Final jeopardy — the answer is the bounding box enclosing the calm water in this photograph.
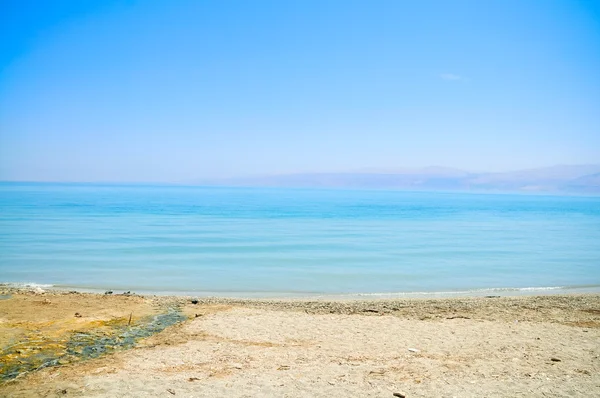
[1,183,599,297]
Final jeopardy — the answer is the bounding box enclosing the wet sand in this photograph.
[1,288,599,397]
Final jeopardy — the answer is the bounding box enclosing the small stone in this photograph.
[167,388,175,395]
[191,299,199,304]
[550,358,561,362]
[104,290,113,295]
[408,348,419,353]
[74,312,82,318]
[393,393,406,398]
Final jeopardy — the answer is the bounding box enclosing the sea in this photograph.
[1,182,599,298]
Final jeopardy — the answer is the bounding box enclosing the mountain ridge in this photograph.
[193,165,600,194]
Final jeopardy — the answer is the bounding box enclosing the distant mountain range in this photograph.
[195,165,600,194]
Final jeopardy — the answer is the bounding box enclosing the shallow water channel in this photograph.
[0,308,187,381]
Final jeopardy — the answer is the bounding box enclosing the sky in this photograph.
[0,0,599,182]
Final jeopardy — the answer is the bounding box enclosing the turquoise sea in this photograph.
[1,183,599,297]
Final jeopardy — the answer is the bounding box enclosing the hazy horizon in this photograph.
[1,1,599,182]
[2,163,600,192]
[0,163,596,182]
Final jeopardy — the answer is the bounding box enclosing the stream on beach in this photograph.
[0,305,187,382]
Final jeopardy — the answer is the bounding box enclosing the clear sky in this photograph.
[1,0,599,182]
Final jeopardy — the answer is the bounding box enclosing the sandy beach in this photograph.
[1,288,599,397]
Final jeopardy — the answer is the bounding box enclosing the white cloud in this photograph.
[440,73,462,81]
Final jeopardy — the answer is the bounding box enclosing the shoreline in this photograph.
[3,282,600,300]
[2,285,600,322]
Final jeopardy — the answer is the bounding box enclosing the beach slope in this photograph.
[1,291,599,397]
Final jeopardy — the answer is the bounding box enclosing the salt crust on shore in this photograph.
[1,290,599,397]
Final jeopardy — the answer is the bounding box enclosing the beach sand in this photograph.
[1,289,599,397]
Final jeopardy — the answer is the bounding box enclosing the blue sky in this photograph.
[1,0,599,182]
